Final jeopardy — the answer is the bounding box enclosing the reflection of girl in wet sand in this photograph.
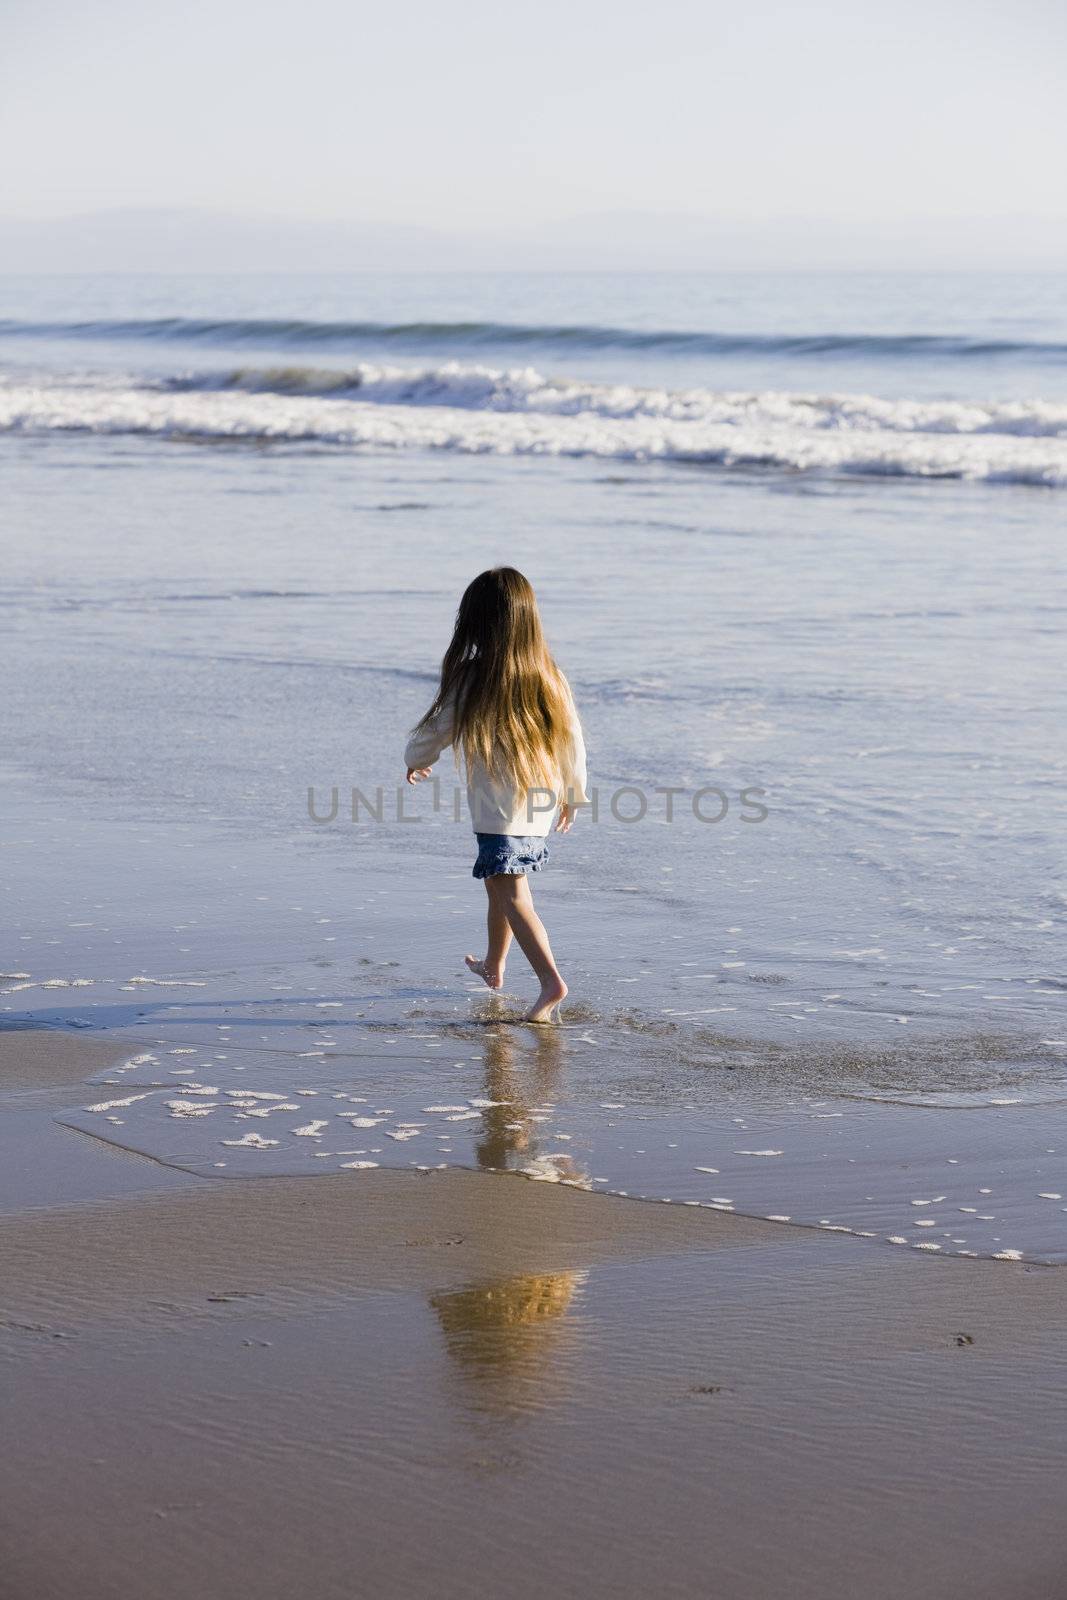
[430,1268,587,1417]
[404,568,588,1023]
[432,1031,589,1415]
[473,1023,588,1187]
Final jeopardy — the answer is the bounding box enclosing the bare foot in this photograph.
[524,975,568,1023]
[465,954,504,990]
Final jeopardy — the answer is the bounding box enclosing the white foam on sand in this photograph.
[84,1092,159,1112]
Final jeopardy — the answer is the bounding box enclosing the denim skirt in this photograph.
[472,833,550,880]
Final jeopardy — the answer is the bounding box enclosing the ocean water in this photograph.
[2,271,1066,1259]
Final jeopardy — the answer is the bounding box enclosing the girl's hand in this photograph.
[406,766,432,785]
[555,802,578,833]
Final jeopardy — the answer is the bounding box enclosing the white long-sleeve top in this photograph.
[404,680,589,837]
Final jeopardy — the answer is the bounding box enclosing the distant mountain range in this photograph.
[1,207,1065,272]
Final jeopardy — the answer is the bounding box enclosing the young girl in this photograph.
[404,567,587,1023]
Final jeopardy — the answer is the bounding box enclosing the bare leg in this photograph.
[485,873,567,1023]
[465,881,512,990]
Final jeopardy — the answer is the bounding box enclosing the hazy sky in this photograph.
[2,0,1065,229]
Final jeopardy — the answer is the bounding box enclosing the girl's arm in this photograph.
[556,680,589,829]
[404,699,455,783]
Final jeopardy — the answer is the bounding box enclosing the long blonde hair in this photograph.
[414,567,574,795]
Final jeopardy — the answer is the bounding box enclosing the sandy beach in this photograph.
[3,1025,1067,1600]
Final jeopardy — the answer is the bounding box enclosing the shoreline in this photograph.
[7,1011,1063,1264]
[5,1019,1063,1263]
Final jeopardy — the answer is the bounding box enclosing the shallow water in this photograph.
[54,1005,1067,1262]
[2,789,1062,1260]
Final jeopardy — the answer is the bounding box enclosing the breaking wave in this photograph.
[3,367,1067,485]
[158,362,1067,437]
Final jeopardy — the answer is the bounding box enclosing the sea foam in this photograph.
[161,362,1067,437]
[3,367,1067,485]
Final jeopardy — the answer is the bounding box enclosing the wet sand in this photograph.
[0,1027,200,1212]
[3,1028,1067,1599]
